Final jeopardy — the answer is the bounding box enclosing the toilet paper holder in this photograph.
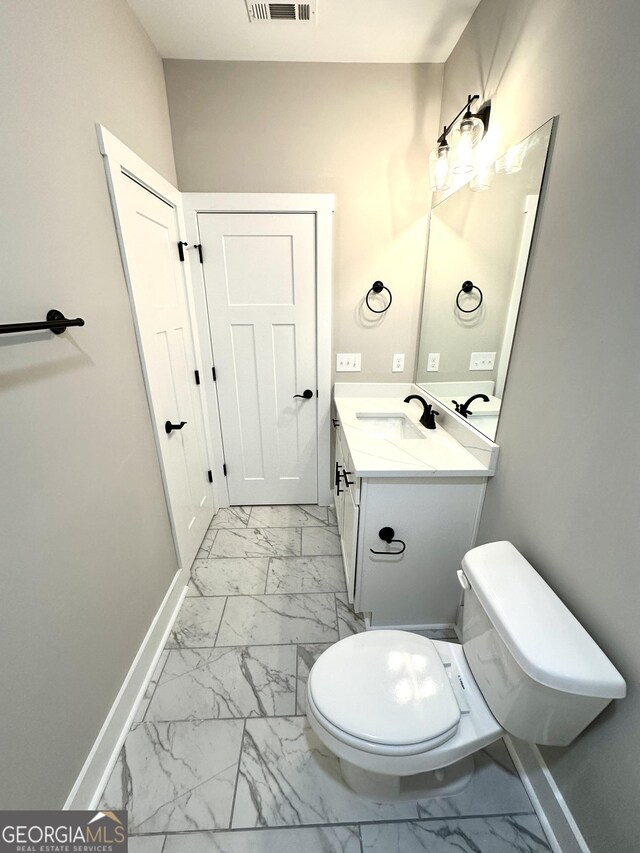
[370,527,406,555]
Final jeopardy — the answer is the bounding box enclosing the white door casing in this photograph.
[98,127,216,569]
[198,212,317,504]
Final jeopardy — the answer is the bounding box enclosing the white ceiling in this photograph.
[127,0,481,63]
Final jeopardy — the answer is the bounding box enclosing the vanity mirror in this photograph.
[416,118,555,439]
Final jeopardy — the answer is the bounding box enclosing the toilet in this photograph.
[306,541,626,799]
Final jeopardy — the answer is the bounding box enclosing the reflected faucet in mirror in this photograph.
[404,394,440,430]
[452,393,490,418]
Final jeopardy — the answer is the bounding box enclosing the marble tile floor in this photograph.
[102,504,550,852]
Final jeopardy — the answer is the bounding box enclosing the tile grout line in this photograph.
[228,717,247,831]
[129,811,541,839]
[294,643,301,715]
[358,823,365,853]
[213,595,230,648]
[264,557,271,595]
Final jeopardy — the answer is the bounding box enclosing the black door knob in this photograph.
[293,389,313,399]
[165,420,187,434]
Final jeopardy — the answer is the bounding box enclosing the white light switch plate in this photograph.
[469,351,496,371]
[336,353,361,372]
[392,353,405,372]
[427,352,440,372]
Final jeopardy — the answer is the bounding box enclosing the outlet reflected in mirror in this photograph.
[416,118,555,440]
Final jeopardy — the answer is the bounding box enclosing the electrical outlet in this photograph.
[469,351,496,371]
[336,353,362,372]
[392,353,405,372]
[427,352,440,372]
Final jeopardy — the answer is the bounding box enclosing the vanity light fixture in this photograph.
[429,95,491,192]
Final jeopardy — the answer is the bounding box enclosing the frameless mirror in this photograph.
[416,118,554,440]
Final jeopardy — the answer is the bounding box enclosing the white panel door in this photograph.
[198,213,317,504]
[119,175,214,566]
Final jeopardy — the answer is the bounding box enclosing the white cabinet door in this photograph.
[198,213,318,505]
[334,429,346,533]
[117,176,214,568]
[342,485,359,603]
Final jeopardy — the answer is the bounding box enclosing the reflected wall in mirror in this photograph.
[416,118,555,440]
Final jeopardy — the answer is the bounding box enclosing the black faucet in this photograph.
[403,394,439,430]
[452,393,490,418]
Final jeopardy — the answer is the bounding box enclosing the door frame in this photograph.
[97,125,219,567]
[182,193,335,507]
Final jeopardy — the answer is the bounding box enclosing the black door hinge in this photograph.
[207,470,213,483]
[223,463,227,477]
[194,244,203,264]
[212,366,217,382]
[177,241,187,262]
[194,369,200,385]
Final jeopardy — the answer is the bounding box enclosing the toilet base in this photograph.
[339,753,475,801]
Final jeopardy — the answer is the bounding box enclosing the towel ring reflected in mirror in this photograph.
[456,280,483,313]
[366,280,393,313]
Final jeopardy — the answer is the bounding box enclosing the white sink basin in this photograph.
[356,413,425,440]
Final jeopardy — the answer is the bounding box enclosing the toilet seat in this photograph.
[308,631,461,754]
[306,636,505,779]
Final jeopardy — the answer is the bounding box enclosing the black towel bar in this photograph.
[0,309,85,336]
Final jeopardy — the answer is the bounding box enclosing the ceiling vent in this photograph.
[245,2,317,23]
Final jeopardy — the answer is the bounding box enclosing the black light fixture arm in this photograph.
[437,95,479,145]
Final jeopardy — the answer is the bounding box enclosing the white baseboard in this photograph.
[63,570,188,810]
[505,736,590,853]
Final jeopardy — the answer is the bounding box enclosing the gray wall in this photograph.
[1,0,178,807]
[443,1,640,849]
[163,60,443,382]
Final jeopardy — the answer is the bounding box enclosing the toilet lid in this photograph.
[308,631,460,747]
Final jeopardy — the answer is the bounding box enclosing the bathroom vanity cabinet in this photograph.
[332,384,498,629]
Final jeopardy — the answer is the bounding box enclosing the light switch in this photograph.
[427,353,440,372]
[392,353,405,372]
[469,351,496,371]
[336,353,362,372]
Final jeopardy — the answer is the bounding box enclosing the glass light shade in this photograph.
[495,142,525,174]
[469,164,494,192]
[429,144,450,192]
[452,125,475,174]
[451,114,484,174]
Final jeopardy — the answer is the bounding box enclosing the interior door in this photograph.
[198,213,317,505]
[117,175,214,567]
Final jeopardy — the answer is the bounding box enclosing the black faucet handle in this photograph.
[424,408,440,429]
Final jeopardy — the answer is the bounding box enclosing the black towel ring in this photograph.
[366,280,393,313]
[456,280,483,313]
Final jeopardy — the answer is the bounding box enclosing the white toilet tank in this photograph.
[460,541,626,746]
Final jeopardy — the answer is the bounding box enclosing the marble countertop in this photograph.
[334,391,497,478]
